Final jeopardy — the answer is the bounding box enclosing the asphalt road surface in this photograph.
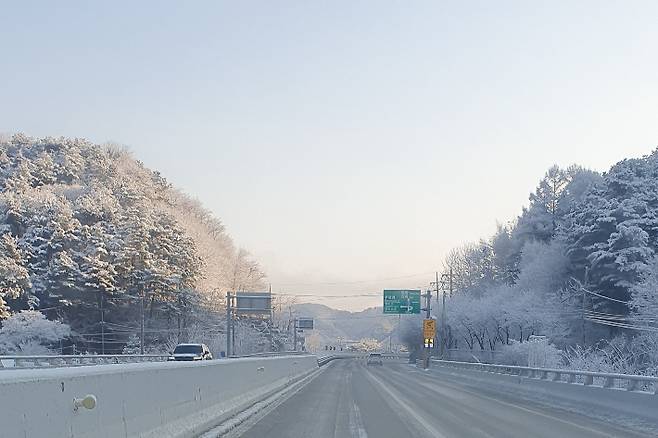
[232,358,653,438]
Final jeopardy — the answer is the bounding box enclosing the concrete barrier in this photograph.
[0,355,318,438]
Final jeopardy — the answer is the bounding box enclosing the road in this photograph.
[230,358,653,438]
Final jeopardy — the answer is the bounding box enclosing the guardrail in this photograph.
[317,352,405,366]
[317,355,340,366]
[230,351,307,359]
[432,359,658,394]
[0,354,169,369]
[317,353,362,366]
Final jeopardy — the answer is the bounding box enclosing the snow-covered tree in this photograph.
[565,152,658,315]
[442,240,497,296]
[349,338,382,352]
[0,310,70,354]
[0,234,31,319]
[630,257,658,328]
[0,134,267,353]
[122,334,141,354]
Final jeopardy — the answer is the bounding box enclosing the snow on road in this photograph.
[228,358,656,438]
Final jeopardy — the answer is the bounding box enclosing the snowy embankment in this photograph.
[429,361,658,435]
[0,355,319,438]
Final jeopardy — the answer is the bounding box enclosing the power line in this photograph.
[585,317,658,333]
[584,311,628,321]
[273,271,436,287]
[585,310,658,324]
[298,315,399,321]
[77,325,228,336]
[36,304,70,311]
[581,287,628,304]
[272,293,381,300]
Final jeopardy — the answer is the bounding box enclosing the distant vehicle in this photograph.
[168,343,213,361]
[366,352,383,366]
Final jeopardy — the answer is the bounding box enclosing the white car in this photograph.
[168,343,213,361]
[366,353,383,366]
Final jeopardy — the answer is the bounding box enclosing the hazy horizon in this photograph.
[2,1,657,311]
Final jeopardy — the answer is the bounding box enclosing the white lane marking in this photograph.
[365,368,447,438]
[348,400,368,438]
[381,367,496,438]
[334,366,351,438]
[405,367,619,438]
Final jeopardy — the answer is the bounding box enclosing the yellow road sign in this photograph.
[423,319,436,339]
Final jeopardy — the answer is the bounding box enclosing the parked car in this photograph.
[168,343,213,361]
[366,352,383,366]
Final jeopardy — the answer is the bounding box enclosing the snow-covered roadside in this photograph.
[200,362,331,438]
[425,363,658,436]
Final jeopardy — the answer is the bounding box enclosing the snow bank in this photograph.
[429,362,658,435]
[0,355,319,438]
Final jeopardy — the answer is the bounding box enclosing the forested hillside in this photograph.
[435,152,658,375]
[3,134,658,371]
[0,134,267,354]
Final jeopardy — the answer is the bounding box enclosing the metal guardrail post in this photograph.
[627,379,638,392]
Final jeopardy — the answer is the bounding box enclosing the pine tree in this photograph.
[0,234,31,319]
[565,153,658,314]
[122,334,141,354]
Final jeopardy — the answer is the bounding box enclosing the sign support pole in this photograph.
[293,318,298,351]
[422,290,432,369]
[226,292,232,357]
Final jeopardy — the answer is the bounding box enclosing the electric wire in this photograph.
[272,271,436,287]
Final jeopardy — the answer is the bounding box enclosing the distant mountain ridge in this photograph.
[292,303,400,348]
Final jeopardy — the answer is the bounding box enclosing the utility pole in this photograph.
[269,284,274,323]
[437,269,452,359]
[140,288,145,355]
[422,288,432,369]
[441,284,447,356]
[449,266,453,296]
[99,290,105,355]
[434,271,441,357]
[582,267,589,346]
[232,311,237,355]
[397,314,401,353]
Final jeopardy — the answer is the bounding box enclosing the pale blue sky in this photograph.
[2,1,657,309]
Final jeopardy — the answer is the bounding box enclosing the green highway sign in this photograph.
[383,290,421,314]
